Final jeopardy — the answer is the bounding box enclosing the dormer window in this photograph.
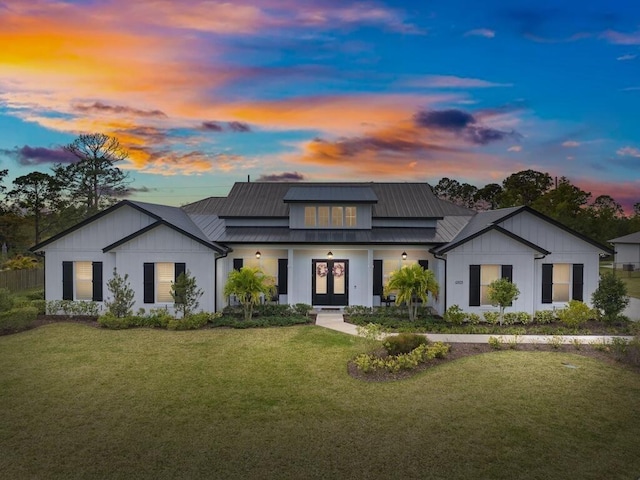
[304,206,357,228]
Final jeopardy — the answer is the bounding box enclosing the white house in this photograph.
[31,182,612,316]
[610,231,640,271]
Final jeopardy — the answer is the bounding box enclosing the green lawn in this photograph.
[1,324,639,480]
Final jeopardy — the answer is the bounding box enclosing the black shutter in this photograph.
[143,263,155,304]
[92,262,103,301]
[62,261,73,300]
[501,265,513,282]
[418,260,429,270]
[278,259,288,295]
[373,260,383,295]
[542,264,553,304]
[233,258,243,271]
[469,265,480,307]
[572,264,584,301]
[175,263,186,280]
[501,265,513,306]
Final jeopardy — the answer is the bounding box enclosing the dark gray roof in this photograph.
[216,227,456,244]
[283,186,378,203]
[444,206,522,247]
[610,231,640,244]
[182,197,227,215]
[433,205,613,255]
[188,214,226,240]
[195,182,473,219]
[129,201,213,245]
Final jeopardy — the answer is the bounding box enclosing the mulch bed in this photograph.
[348,342,640,382]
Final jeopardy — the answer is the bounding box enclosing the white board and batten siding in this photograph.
[503,211,605,312]
[40,206,156,303]
[445,212,605,316]
[40,206,216,313]
[108,225,216,313]
[446,229,539,315]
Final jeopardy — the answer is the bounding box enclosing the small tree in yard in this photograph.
[223,266,275,321]
[105,268,135,318]
[592,271,629,323]
[487,278,520,326]
[171,271,203,318]
[385,263,439,322]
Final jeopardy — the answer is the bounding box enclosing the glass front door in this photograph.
[312,259,348,306]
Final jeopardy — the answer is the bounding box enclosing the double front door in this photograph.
[312,259,348,306]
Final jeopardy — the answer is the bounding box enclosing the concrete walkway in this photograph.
[314,312,634,344]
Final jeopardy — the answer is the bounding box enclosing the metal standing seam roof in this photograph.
[195,182,474,219]
[214,227,458,244]
[127,201,221,247]
[283,186,378,203]
[443,206,523,246]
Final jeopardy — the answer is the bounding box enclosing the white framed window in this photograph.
[156,263,174,303]
[75,261,93,301]
[304,207,316,227]
[552,263,570,302]
[331,207,343,227]
[303,206,357,228]
[345,207,357,227]
[318,206,330,227]
[480,264,500,305]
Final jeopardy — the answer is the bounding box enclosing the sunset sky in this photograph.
[0,0,639,209]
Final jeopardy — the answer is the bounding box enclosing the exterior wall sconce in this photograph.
[327,251,333,259]
[255,251,261,259]
[401,251,407,260]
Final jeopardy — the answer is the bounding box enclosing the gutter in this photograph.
[213,247,232,312]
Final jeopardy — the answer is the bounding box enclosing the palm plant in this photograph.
[384,263,439,321]
[223,266,276,321]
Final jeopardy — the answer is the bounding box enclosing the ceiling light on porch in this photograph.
[402,251,407,260]
[255,251,261,259]
[327,251,333,259]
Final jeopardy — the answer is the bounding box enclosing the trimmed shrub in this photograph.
[98,314,136,329]
[557,300,593,328]
[592,271,629,323]
[466,313,482,325]
[30,299,46,315]
[503,312,532,325]
[533,309,556,324]
[293,303,313,317]
[353,342,450,374]
[0,306,38,333]
[483,311,500,325]
[167,312,216,331]
[254,304,293,317]
[383,333,428,355]
[443,305,465,325]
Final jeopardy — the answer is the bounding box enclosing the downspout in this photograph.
[213,247,231,312]
[431,251,447,313]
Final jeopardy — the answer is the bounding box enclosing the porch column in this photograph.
[366,248,374,308]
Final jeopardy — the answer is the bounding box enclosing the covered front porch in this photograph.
[217,245,443,312]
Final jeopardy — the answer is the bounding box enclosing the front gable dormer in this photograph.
[284,186,377,229]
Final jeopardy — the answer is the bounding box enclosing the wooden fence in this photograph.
[0,268,44,292]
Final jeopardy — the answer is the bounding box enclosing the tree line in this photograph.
[0,132,638,261]
[0,133,130,256]
[432,170,640,245]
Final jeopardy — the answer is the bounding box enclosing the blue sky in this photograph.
[0,0,638,209]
